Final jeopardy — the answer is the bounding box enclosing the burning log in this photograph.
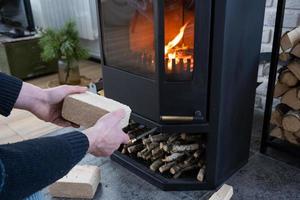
[162,153,185,162]
[171,144,199,153]
[150,159,164,172]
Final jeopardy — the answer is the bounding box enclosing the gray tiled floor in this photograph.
[43,110,300,200]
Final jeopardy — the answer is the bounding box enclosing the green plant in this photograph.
[39,21,89,83]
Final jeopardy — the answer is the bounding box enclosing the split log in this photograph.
[160,142,166,149]
[142,138,151,145]
[282,111,300,132]
[279,52,293,62]
[49,165,101,199]
[151,146,161,155]
[284,131,299,145]
[121,146,127,154]
[150,159,164,171]
[291,43,300,58]
[170,163,185,175]
[280,27,300,51]
[62,91,131,128]
[183,156,195,165]
[180,133,202,142]
[270,104,290,127]
[281,88,300,110]
[193,149,203,158]
[173,165,199,179]
[146,143,159,151]
[159,161,177,173]
[274,82,290,98]
[162,153,185,162]
[294,130,300,138]
[278,70,298,87]
[137,148,148,158]
[269,127,284,140]
[197,165,206,182]
[143,151,152,160]
[150,134,169,143]
[127,143,144,154]
[287,61,300,80]
[166,134,180,144]
[152,150,164,161]
[171,144,199,153]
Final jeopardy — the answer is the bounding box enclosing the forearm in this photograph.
[0,131,89,200]
[14,82,47,114]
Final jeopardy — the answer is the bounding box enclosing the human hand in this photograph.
[82,109,130,157]
[15,83,87,127]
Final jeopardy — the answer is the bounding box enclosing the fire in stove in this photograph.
[164,22,194,77]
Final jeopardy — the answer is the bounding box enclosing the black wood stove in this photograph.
[97,0,266,190]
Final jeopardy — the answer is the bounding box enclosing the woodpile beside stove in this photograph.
[121,123,206,182]
[271,26,300,146]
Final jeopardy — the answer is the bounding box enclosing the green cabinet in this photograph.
[0,37,57,79]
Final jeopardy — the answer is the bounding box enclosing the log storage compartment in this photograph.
[97,0,266,190]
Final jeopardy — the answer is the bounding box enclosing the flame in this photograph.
[164,22,189,55]
[164,22,194,73]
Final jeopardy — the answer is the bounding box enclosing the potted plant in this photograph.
[39,21,89,85]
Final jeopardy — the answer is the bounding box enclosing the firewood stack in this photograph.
[271,26,300,146]
[122,123,206,182]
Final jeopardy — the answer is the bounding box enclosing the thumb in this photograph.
[122,133,130,144]
[64,86,88,95]
[99,109,126,129]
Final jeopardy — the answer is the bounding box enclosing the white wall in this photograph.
[30,0,101,58]
[262,0,300,52]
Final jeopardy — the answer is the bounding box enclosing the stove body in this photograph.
[97,0,266,190]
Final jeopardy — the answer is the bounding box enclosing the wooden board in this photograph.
[49,165,101,199]
[62,92,131,128]
[209,184,233,200]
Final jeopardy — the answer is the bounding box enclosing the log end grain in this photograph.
[274,82,289,98]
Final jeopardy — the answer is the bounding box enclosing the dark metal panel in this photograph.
[214,0,266,185]
[102,65,160,121]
